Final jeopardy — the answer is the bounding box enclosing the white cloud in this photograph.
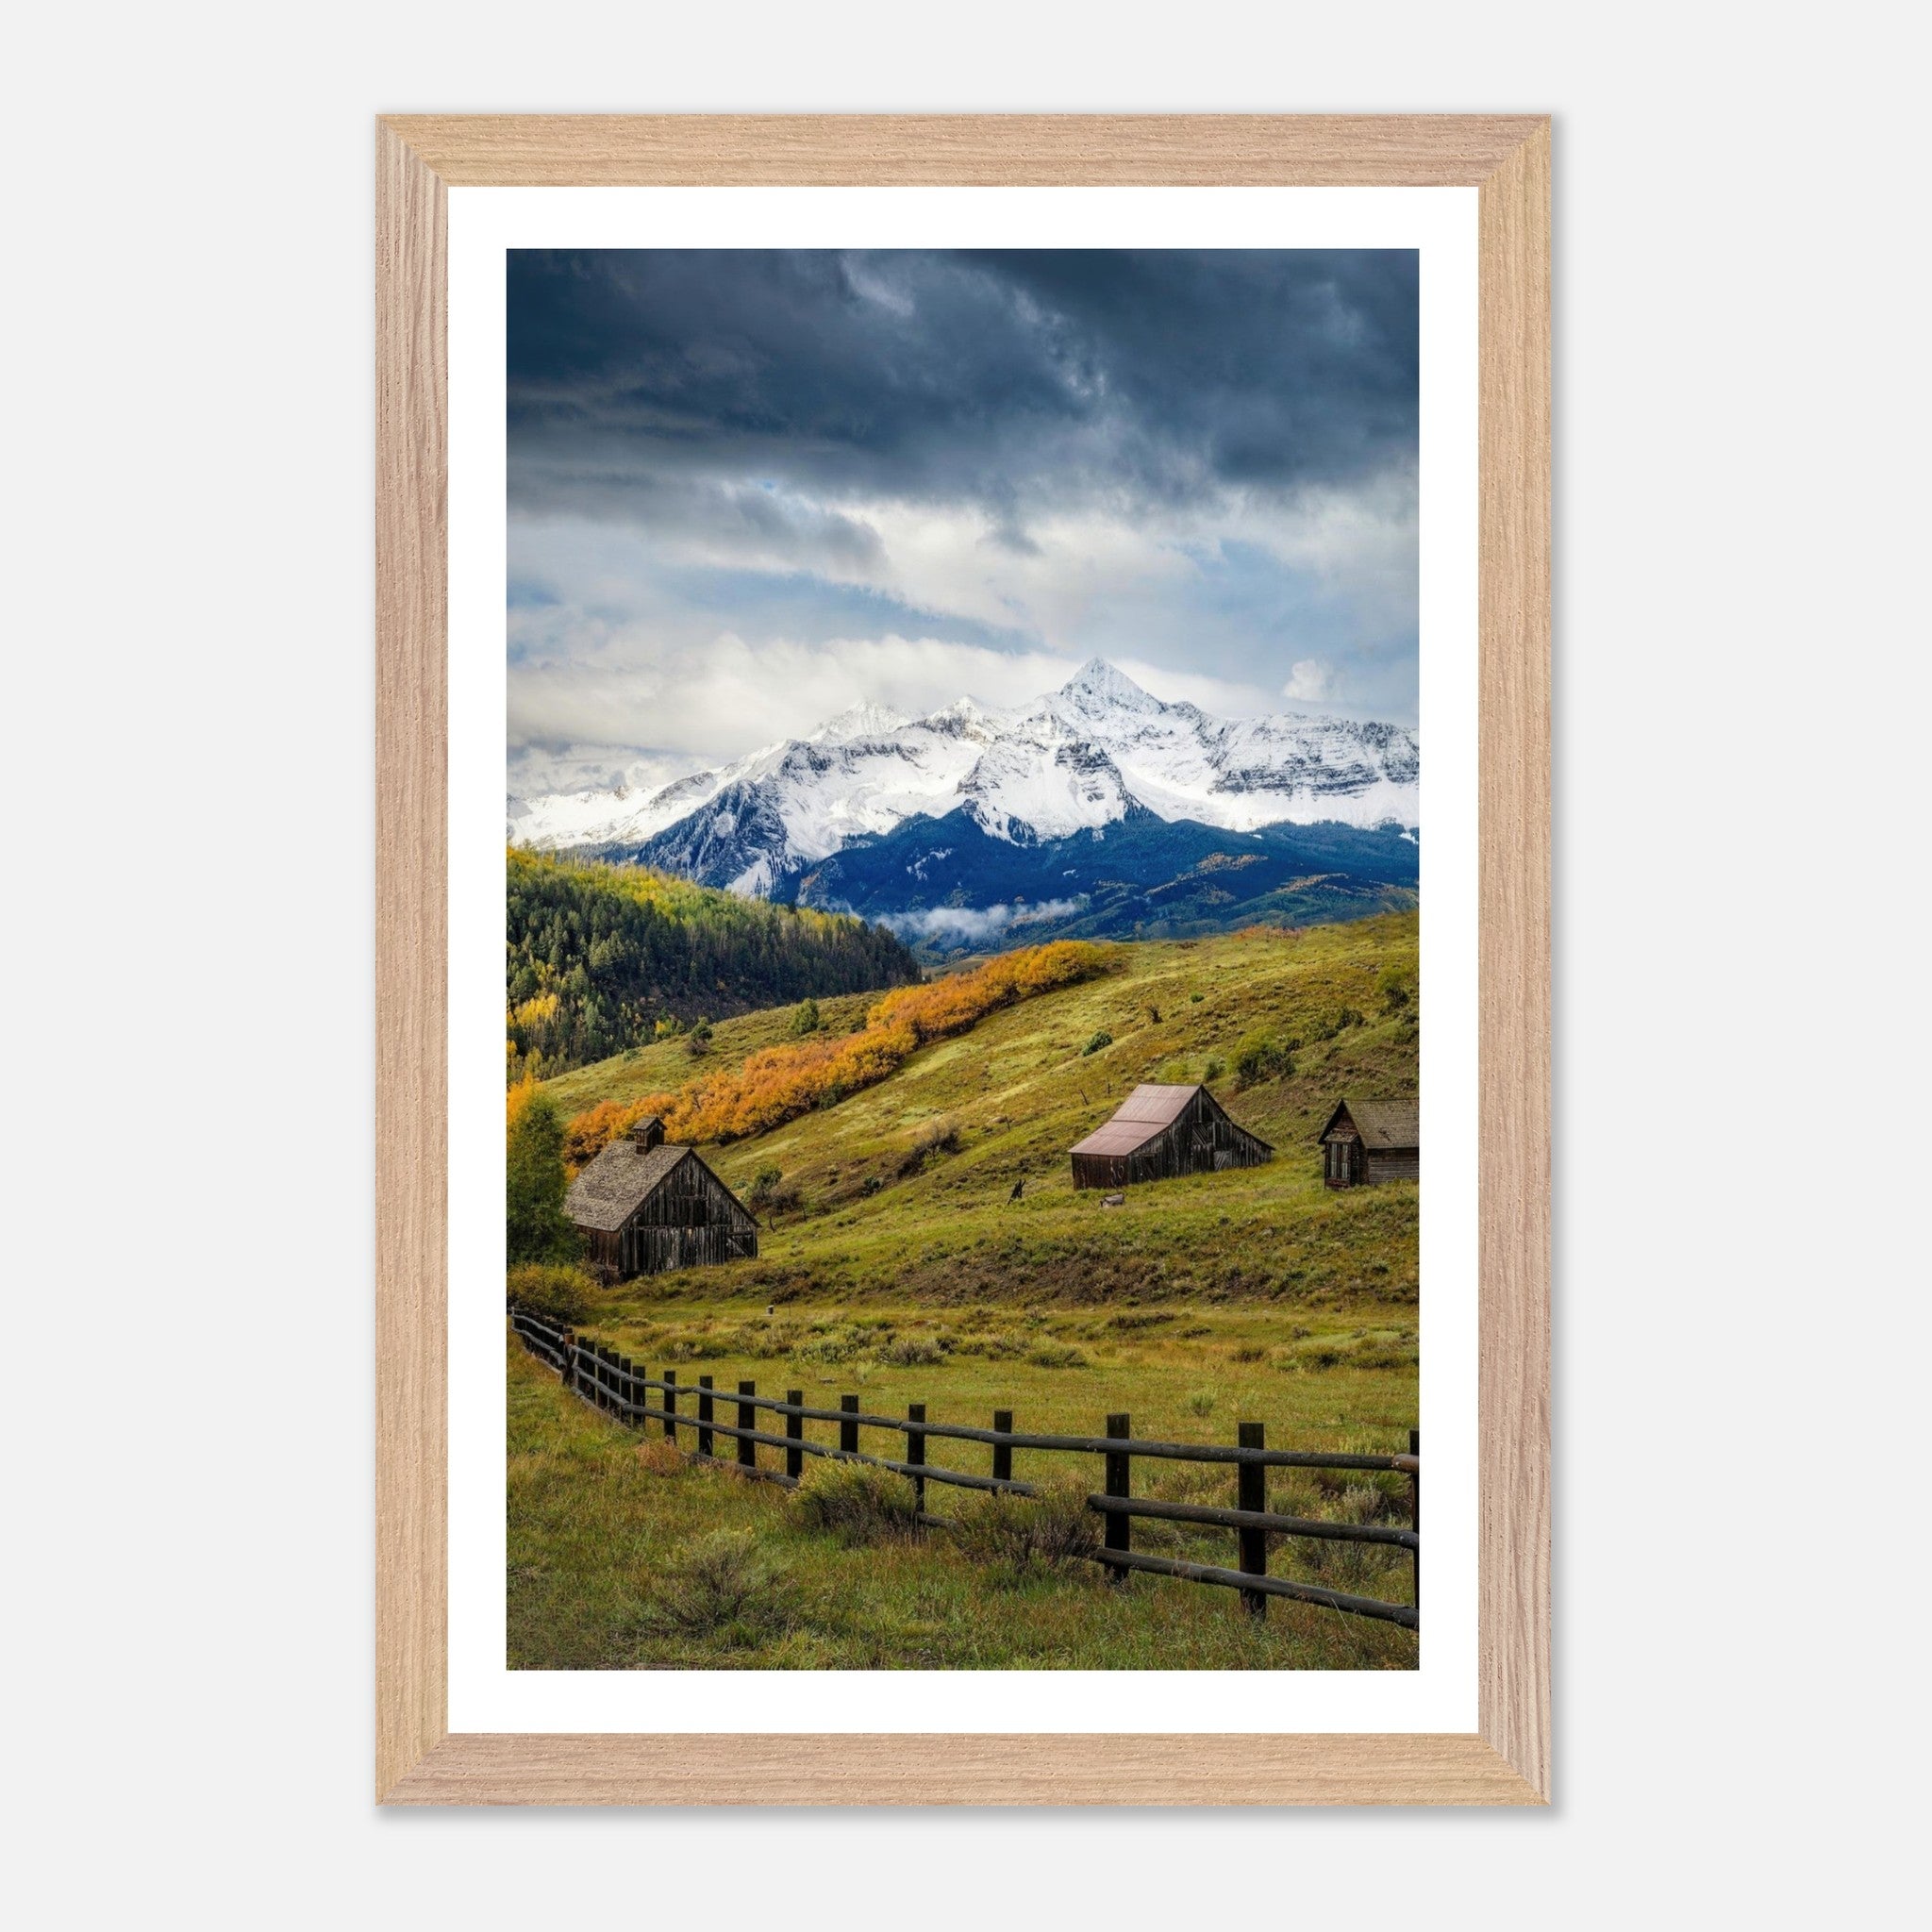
[878,899,1087,942]
[507,625,1081,767]
[1283,658,1335,704]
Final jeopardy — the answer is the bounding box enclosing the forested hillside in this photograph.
[507,849,921,1079]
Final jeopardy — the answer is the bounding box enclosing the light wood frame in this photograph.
[376,114,1549,1807]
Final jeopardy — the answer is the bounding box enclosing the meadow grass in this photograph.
[508,1341,1418,1672]
[514,917,1422,1669]
[547,915,1422,1309]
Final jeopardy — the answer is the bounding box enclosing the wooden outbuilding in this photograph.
[1069,1083,1273,1191]
[565,1116,758,1280]
[1317,1098,1420,1188]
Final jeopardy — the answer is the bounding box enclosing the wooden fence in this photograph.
[510,1305,1419,1631]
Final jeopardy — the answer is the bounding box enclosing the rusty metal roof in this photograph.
[1070,1083,1201,1158]
[1069,1120,1159,1158]
[1110,1083,1202,1125]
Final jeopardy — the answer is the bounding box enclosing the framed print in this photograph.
[376,115,1549,1805]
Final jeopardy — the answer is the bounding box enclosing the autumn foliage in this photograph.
[562,940,1110,1159]
[561,1096,673,1173]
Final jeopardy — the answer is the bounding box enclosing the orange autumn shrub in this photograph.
[561,940,1112,1153]
[865,940,1103,1043]
[561,1094,675,1174]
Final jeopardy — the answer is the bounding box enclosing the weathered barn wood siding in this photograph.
[1070,1088,1271,1191]
[1364,1149,1420,1184]
[1318,1100,1418,1189]
[618,1153,758,1278]
[568,1141,759,1281]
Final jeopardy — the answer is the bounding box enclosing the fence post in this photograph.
[1104,1413,1131,1582]
[1409,1426,1421,1618]
[619,1355,635,1422]
[992,1409,1012,1486]
[786,1391,804,1480]
[840,1393,859,1455]
[662,1369,677,1442]
[1237,1422,1267,1619]
[738,1381,758,1471]
[696,1374,714,1457]
[908,1404,926,1515]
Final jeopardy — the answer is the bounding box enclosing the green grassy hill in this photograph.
[519,914,1421,1672]
[543,912,1419,1309]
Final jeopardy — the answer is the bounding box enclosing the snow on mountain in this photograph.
[809,700,912,744]
[508,659,1419,896]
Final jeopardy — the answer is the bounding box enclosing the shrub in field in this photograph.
[881,1333,948,1366]
[948,1331,1029,1360]
[789,1460,922,1545]
[895,1117,963,1176]
[794,1326,866,1365]
[1082,1029,1113,1056]
[1305,1007,1365,1045]
[1233,1030,1291,1087]
[641,1530,796,1640]
[952,1478,1101,1575]
[1025,1341,1089,1369]
[1202,1056,1226,1084]
[506,1261,598,1325]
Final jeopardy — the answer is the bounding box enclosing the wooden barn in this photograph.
[565,1116,758,1281]
[1317,1098,1420,1189]
[1069,1083,1273,1191]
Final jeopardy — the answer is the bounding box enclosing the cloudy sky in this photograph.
[507,249,1418,795]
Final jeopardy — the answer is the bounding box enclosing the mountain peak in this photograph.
[1058,658,1161,711]
[810,699,910,744]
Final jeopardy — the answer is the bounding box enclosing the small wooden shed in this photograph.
[1317,1098,1420,1189]
[1069,1083,1273,1191]
[565,1116,758,1280]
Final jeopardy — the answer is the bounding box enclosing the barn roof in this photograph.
[1070,1084,1234,1158]
[1321,1098,1419,1150]
[566,1141,693,1232]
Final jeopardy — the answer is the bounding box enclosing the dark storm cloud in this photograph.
[505,247,1421,761]
[507,249,1417,524]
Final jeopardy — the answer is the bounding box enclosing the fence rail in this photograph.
[509,1304,1419,1631]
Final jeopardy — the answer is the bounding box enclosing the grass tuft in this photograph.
[950,1478,1103,1576]
[641,1529,797,1641]
[789,1460,923,1545]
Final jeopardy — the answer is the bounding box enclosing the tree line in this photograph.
[507,848,921,1079]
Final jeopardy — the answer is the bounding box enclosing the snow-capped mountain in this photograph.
[508,659,1418,902]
